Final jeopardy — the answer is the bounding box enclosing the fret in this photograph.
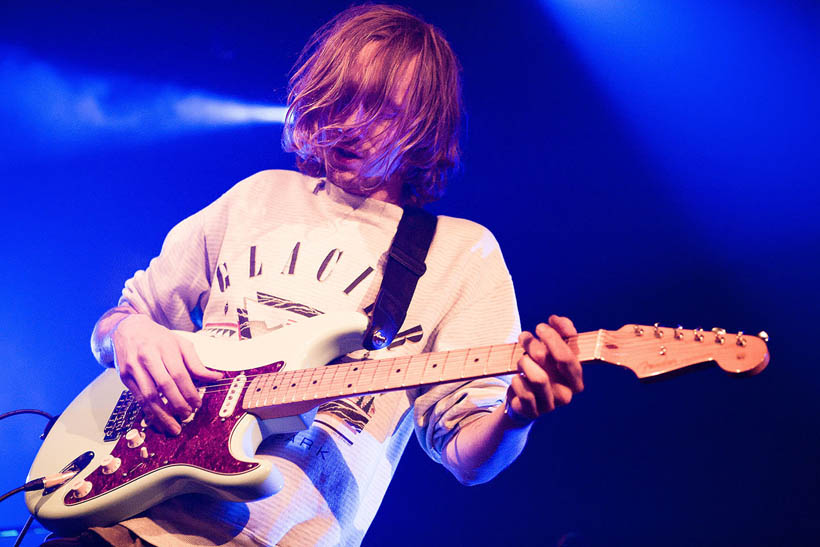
[301,366,323,401]
[244,374,261,409]
[273,369,295,405]
[321,364,342,399]
[400,354,426,387]
[289,368,313,402]
[443,348,467,380]
[487,344,513,376]
[334,363,356,395]
[420,351,444,385]
[500,343,522,374]
[340,361,365,397]
[384,355,412,390]
[372,359,394,392]
[259,369,275,407]
[462,346,492,378]
[356,360,378,394]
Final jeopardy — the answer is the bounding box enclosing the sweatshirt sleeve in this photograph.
[410,226,521,464]
[116,182,241,333]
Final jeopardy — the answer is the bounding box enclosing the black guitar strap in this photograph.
[363,206,437,351]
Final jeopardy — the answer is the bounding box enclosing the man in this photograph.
[81,5,582,546]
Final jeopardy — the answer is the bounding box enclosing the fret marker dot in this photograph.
[353,367,358,371]
[396,368,401,373]
[432,364,438,368]
[273,386,278,390]
[347,383,352,388]
[291,383,296,387]
[256,388,261,392]
[473,358,479,363]
[312,380,317,384]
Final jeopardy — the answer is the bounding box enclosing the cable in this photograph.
[0,409,54,422]
[0,484,26,504]
[12,515,34,547]
[0,408,64,544]
[0,472,77,504]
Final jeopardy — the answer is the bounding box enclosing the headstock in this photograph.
[597,324,770,379]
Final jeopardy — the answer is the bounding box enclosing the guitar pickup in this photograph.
[219,374,246,418]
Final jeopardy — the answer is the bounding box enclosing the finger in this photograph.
[549,314,578,338]
[517,356,574,411]
[517,352,554,413]
[521,328,548,367]
[145,349,192,418]
[521,327,572,392]
[535,323,584,393]
[125,357,181,435]
[178,338,224,383]
[551,383,574,407]
[509,374,541,420]
[159,345,199,414]
[136,349,184,435]
[511,365,555,418]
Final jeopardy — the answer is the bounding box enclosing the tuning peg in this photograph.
[736,331,747,347]
[633,325,644,336]
[653,323,663,338]
[758,331,769,342]
[694,327,704,342]
[674,325,684,340]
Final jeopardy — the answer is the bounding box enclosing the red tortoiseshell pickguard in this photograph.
[64,362,284,506]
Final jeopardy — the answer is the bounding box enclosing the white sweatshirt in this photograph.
[115,170,520,546]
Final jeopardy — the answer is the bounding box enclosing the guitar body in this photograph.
[25,312,369,535]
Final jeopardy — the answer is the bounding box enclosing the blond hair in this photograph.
[282,4,462,204]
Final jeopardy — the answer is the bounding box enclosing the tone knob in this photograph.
[100,455,122,475]
[68,478,92,498]
[140,446,149,459]
[125,429,145,448]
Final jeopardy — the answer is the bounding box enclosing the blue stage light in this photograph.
[541,0,819,246]
[0,46,286,153]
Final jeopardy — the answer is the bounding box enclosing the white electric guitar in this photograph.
[26,312,769,534]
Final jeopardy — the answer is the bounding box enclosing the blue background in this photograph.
[1,1,818,545]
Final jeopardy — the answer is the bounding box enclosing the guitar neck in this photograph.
[242,332,602,419]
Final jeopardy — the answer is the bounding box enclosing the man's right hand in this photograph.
[110,314,224,435]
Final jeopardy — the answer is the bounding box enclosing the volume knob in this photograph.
[68,478,92,498]
[100,455,122,475]
[125,429,145,448]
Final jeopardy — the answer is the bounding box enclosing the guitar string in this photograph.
[187,334,617,396]
[193,346,525,395]
[147,332,736,398]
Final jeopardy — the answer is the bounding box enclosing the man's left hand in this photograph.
[506,314,584,423]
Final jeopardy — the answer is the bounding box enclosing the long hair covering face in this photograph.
[282,5,462,205]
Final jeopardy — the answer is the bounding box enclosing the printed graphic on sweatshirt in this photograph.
[317,396,377,436]
[202,238,426,446]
